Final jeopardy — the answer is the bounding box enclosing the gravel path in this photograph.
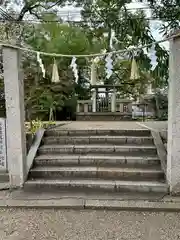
[0,209,180,240]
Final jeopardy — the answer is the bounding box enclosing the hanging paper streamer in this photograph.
[70,56,78,83]
[130,58,140,80]
[37,52,46,78]
[105,53,113,79]
[149,44,158,70]
[90,60,97,85]
[51,59,60,83]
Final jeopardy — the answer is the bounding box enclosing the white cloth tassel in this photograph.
[130,58,140,80]
[70,56,78,83]
[51,59,60,83]
[105,53,113,79]
[90,61,97,85]
[37,52,46,78]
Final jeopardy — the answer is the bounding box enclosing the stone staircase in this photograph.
[24,129,168,194]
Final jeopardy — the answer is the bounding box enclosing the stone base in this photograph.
[0,170,9,183]
[76,112,132,121]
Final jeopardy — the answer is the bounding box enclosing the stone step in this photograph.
[45,129,151,137]
[38,144,157,156]
[43,135,154,145]
[35,154,160,167]
[29,166,164,181]
[24,179,168,193]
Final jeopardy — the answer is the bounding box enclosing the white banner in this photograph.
[0,118,7,170]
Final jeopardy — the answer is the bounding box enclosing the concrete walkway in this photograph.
[0,189,180,212]
[55,121,167,131]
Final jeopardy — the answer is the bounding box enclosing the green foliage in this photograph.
[26,119,56,134]
[23,20,98,120]
[75,0,168,89]
[145,0,180,34]
[152,92,168,120]
[0,0,170,120]
[78,0,154,48]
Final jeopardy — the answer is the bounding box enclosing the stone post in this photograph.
[92,89,96,113]
[84,103,88,113]
[119,103,124,113]
[128,102,132,113]
[167,32,180,194]
[111,89,116,112]
[76,102,80,113]
[3,47,26,188]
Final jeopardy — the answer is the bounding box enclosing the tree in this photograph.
[144,0,180,34]
[77,0,154,49]
[1,0,71,21]
[75,0,168,91]
[22,18,107,120]
[0,0,170,120]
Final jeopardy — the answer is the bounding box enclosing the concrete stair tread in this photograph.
[38,145,157,156]
[25,178,168,188]
[43,135,154,145]
[45,129,151,136]
[10,189,166,201]
[35,154,159,161]
[34,154,160,167]
[39,144,156,149]
[30,166,163,173]
[24,177,168,194]
[44,136,153,139]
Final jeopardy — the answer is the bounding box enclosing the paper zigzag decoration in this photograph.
[70,57,78,83]
[37,52,46,78]
[105,53,113,79]
[149,44,158,70]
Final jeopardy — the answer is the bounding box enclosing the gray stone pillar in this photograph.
[111,89,116,112]
[119,103,123,113]
[92,89,96,112]
[76,102,80,113]
[167,33,180,194]
[128,102,132,113]
[84,103,88,113]
[3,47,26,188]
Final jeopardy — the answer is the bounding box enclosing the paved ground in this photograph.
[0,208,180,240]
[55,121,167,131]
[0,121,171,240]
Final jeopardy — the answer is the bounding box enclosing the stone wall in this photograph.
[76,112,132,121]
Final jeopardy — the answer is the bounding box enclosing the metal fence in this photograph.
[96,95,111,112]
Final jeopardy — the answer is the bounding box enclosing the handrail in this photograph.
[25,128,45,181]
[151,130,167,178]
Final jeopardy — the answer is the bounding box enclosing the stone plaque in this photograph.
[0,118,7,170]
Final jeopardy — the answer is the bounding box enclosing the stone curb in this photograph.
[1,198,180,212]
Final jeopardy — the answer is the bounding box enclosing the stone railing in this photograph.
[76,100,93,113]
[77,99,132,113]
[115,99,132,113]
